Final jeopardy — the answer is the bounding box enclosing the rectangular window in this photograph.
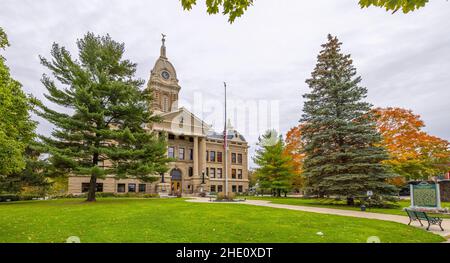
[117,183,125,193]
[238,154,243,164]
[168,134,175,140]
[81,183,89,193]
[210,168,216,178]
[232,169,236,179]
[188,167,193,177]
[206,151,209,161]
[231,153,237,164]
[168,147,175,158]
[82,183,103,192]
[210,151,216,162]
[139,184,146,193]
[217,168,222,179]
[237,169,242,179]
[189,149,193,160]
[128,183,136,192]
[238,185,243,193]
[218,185,223,192]
[217,152,223,163]
[232,185,237,193]
[210,185,216,193]
[179,148,185,160]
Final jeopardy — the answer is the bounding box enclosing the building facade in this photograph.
[68,37,249,196]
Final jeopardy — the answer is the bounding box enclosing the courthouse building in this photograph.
[68,37,249,196]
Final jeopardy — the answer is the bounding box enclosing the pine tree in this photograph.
[301,35,397,205]
[253,130,294,197]
[34,33,170,201]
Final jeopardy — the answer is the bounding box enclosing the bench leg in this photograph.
[418,219,424,227]
[408,219,412,226]
[439,222,444,231]
[426,222,430,231]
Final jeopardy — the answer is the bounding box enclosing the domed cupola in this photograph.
[147,34,181,113]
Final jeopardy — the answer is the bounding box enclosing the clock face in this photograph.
[161,71,170,80]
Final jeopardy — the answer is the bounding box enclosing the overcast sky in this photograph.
[1,0,449,167]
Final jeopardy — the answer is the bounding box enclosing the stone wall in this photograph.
[439,180,450,202]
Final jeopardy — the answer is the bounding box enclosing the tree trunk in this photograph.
[86,174,97,202]
[346,197,354,206]
[87,152,99,202]
[277,189,281,197]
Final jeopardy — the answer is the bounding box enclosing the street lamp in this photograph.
[201,170,205,184]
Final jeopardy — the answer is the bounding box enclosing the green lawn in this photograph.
[247,196,450,218]
[0,198,444,243]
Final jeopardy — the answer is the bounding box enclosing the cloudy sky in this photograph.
[1,0,449,167]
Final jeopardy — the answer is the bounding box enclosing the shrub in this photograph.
[19,194,44,201]
[0,194,20,202]
[215,192,235,201]
[227,193,235,201]
[216,192,225,201]
[95,192,116,198]
[143,193,159,198]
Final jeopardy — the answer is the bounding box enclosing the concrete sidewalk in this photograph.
[186,197,450,240]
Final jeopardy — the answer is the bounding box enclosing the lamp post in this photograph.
[201,170,205,184]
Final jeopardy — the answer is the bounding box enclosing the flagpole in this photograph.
[223,82,228,197]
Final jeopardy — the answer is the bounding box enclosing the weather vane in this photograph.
[161,33,166,44]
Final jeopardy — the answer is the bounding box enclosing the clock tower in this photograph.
[147,34,181,113]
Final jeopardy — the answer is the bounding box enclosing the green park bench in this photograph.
[405,209,444,231]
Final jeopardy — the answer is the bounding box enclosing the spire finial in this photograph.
[227,118,234,130]
[160,33,167,58]
[161,33,166,46]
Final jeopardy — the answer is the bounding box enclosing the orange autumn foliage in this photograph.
[284,124,306,189]
[373,107,450,181]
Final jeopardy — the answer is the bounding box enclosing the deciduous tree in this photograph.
[179,0,429,24]
[359,0,428,13]
[0,27,36,177]
[373,107,450,181]
[180,0,254,23]
[285,125,306,192]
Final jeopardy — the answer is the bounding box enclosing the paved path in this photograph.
[186,197,450,240]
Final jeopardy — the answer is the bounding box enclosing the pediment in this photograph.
[153,107,211,136]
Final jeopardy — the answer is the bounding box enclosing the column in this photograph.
[193,136,199,177]
[199,137,206,175]
[196,137,207,194]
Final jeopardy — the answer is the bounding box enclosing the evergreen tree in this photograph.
[301,35,396,204]
[253,130,294,197]
[0,27,36,177]
[35,33,170,201]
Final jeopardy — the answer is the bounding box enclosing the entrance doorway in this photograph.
[170,169,182,196]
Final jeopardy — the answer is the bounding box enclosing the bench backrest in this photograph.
[405,209,418,219]
[414,211,429,221]
[406,209,429,221]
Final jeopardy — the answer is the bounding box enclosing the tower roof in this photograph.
[150,34,178,82]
